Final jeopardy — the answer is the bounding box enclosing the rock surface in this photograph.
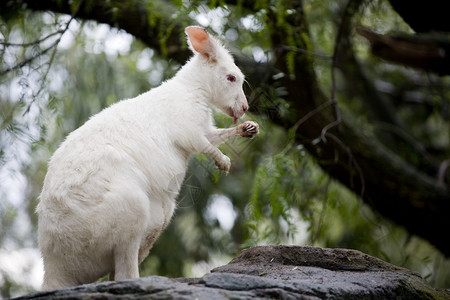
[14,245,449,299]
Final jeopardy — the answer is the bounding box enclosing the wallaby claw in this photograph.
[240,121,259,138]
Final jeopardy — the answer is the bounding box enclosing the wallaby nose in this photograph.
[242,104,248,113]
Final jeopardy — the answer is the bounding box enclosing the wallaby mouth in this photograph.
[227,108,241,125]
[226,97,249,124]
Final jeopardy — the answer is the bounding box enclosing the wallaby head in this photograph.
[185,26,248,124]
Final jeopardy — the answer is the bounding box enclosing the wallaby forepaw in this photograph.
[240,121,259,138]
[215,155,231,173]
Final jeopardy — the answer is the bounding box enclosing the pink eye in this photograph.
[227,75,236,82]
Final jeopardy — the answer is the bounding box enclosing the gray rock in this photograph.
[13,245,450,299]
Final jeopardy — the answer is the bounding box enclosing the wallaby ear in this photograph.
[185,26,217,62]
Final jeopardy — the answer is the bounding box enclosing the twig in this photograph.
[324,132,366,198]
[292,100,333,133]
[437,159,450,186]
[0,29,65,47]
[22,16,76,115]
[280,45,331,60]
[1,0,80,77]
[311,177,331,244]
[319,1,359,143]
[320,43,341,143]
[0,40,60,76]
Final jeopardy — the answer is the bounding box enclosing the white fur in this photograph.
[36,26,259,290]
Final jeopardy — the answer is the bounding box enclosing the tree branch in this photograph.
[1,0,192,63]
[0,40,58,76]
[357,27,450,75]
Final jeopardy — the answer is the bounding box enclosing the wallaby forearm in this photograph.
[206,121,259,146]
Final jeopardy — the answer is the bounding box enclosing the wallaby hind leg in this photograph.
[113,242,140,280]
[41,259,79,291]
[109,270,115,281]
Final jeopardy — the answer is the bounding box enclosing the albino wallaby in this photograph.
[36,26,259,290]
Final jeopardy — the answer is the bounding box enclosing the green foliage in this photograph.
[246,149,303,243]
